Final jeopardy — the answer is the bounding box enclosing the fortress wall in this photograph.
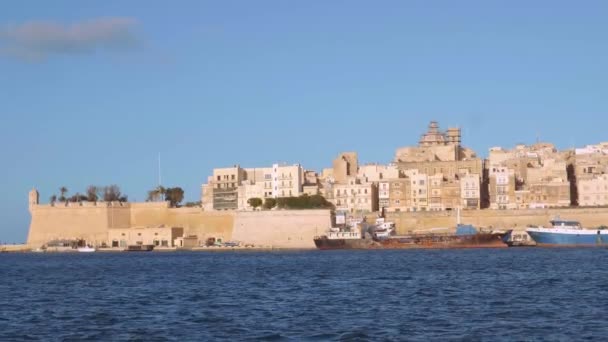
[27,203,118,247]
[387,207,608,233]
[231,210,331,248]
[129,202,170,227]
[166,208,234,244]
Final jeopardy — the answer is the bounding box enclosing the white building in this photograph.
[460,173,481,209]
[378,181,390,209]
[202,163,305,211]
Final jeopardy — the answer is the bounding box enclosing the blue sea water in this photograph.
[2,249,608,341]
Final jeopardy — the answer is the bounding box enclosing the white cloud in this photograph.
[0,17,140,61]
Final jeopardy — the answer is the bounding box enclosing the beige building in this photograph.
[357,163,399,182]
[332,152,359,184]
[489,166,517,209]
[395,121,477,163]
[379,181,390,209]
[407,169,429,211]
[202,163,305,211]
[108,226,184,248]
[388,178,411,212]
[332,178,378,213]
[578,174,608,206]
[488,143,572,209]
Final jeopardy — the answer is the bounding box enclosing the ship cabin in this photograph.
[327,229,361,240]
[549,220,582,230]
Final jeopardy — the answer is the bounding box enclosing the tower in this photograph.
[29,188,39,211]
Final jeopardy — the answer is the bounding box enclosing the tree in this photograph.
[146,186,166,202]
[118,195,128,203]
[86,186,98,202]
[49,195,57,205]
[276,194,333,210]
[248,197,263,210]
[103,185,122,202]
[59,187,68,202]
[165,187,184,207]
[263,198,277,210]
[69,193,88,202]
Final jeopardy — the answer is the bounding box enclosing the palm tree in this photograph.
[59,187,68,202]
[49,195,57,206]
[146,186,167,202]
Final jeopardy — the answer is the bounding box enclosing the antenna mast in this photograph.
[158,152,162,187]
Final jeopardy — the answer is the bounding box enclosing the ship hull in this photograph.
[526,228,608,247]
[314,233,506,250]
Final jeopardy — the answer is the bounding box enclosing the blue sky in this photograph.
[1,1,607,242]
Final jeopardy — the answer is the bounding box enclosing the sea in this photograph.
[2,248,608,341]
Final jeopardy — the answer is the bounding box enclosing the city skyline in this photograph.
[3,1,608,242]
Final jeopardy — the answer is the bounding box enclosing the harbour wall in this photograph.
[28,201,608,248]
[27,202,328,249]
[386,207,608,234]
[232,210,331,248]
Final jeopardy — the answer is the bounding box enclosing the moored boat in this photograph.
[314,216,507,250]
[77,246,96,252]
[526,219,608,247]
[125,244,155,252]
[502,230,537,247]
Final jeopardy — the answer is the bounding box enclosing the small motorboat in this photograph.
[77,246,96,253]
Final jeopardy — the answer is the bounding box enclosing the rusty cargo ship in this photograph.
[313,218,507,250]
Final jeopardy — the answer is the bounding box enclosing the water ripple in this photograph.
[2,249,608,340]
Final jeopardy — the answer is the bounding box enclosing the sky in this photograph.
[1,0,607,242]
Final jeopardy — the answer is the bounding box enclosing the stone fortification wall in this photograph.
[387,207,608,234]
[27,202,131,247]
[27,202,234,248]
[232,210,331,248]
[166,208,234,244]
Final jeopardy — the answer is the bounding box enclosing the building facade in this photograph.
[332,178,378,213]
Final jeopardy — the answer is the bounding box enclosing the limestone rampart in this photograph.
[231,210,331,248]
[28,203,114,247]
[387,207,608,234]
[28,199,608,249]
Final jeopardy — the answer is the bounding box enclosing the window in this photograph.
[137,233,141,236]
[217,176,221,181]
[231,175,235,180]
[365,189,368,194]
[420,180,425,185]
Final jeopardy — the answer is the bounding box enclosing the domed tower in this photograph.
[446,127,461,146]
[29,188,39,211]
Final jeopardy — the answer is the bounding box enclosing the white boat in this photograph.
[526,218,608,246]
[77,246,96,252]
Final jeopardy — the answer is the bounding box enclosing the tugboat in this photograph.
[526,218,608,247]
